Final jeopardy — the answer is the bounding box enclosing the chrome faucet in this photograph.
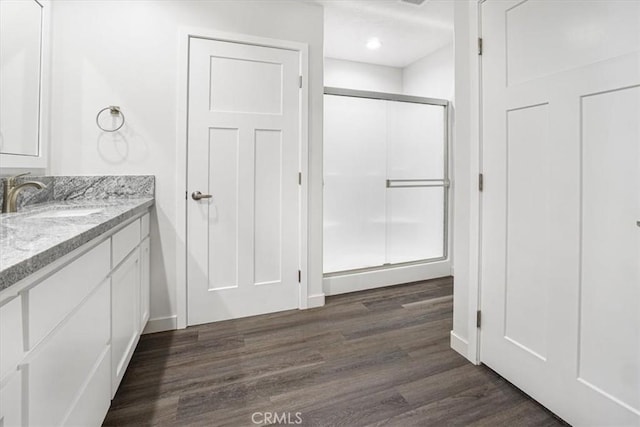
[2,172,47,213]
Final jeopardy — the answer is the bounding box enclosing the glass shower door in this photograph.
[385,101,447,265]
[323,94,387,273]
[323,90,448,274]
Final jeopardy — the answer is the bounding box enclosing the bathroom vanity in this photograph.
[0,177,154,427]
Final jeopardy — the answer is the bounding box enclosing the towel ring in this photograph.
[96,106,125,132]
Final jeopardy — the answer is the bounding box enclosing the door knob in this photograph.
[192,191,212,201]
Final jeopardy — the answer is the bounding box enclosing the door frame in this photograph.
[473,0,484,366]
[175,28,310,329]
[450,0,484,364]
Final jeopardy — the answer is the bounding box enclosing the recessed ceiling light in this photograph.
[366,37,382,50]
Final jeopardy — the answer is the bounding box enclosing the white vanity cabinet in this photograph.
[0,211,151,427]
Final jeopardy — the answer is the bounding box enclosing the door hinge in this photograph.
[476,310,482,328]
[478,38,483,55]
[479,173,484,192]
[185,191,188,200]
[299,75,303,88]
[298,172,302,185]
[298,270,301,283]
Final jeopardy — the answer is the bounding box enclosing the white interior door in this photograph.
[481,1,640,425]
[187,37,301,326]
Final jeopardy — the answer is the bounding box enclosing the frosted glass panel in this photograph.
[324,94,447,274]
[387,102,445,179]
[323,95,387,273]
[386,187,444,264]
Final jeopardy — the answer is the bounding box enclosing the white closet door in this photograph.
[481,1,640,425]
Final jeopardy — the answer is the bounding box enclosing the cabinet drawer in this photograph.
[112,219,141,267]
[141,213,150,238]
[0,296,24,380]
[27,280,110,427]
[28,239,110,349]
[0,369,23,427]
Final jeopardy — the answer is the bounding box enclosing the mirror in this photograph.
[0,0,46,168]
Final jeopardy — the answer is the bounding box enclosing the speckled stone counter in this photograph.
[0,198,154,291]
[0,175,155,292]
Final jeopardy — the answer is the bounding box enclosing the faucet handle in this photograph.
[6,172,30,186]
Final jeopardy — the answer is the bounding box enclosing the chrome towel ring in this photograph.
[96,106,125,132]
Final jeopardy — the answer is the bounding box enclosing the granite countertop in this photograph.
[0,198,154,292]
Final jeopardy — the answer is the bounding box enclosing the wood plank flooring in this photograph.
[104,277,566,426]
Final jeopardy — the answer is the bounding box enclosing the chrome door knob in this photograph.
[192,191,213,201]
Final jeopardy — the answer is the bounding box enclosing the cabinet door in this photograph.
[0,296,23,380]
[62,349,111,427]
[0,369,23,427]
[139,237,150,330]
[27,280,110,427]
[111,248,140,397]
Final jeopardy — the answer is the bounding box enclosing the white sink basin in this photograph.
[29,208,103,219]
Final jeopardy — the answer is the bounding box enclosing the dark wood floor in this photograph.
[104,277,565,426]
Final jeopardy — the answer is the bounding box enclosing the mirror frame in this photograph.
[0,0,50,171]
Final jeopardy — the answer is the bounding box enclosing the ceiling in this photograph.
[315,0,454,68]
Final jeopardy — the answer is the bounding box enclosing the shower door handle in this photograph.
[192,191,212,201]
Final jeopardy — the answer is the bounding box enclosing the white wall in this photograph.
[48,0,325,331]
[403,43,454,100]
[324,48,454,100]
[324,57,403,93]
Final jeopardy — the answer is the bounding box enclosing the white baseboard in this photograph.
[323,260,451,296]
[307,293,325,309]
[450,330,469,358]
[142,315,178,334]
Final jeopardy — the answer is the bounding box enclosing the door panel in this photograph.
[209,56,283,114]
[481,1,640,425]
[254,129,283,285]
[504,103,551,361]
[579,86,640,414]
[505,0,640,86]
[207,127,239,291]
[187,38,300,325]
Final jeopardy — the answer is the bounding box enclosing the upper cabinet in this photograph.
[0,0,49,170]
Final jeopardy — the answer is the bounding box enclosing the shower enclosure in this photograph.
[323,87,449,293]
